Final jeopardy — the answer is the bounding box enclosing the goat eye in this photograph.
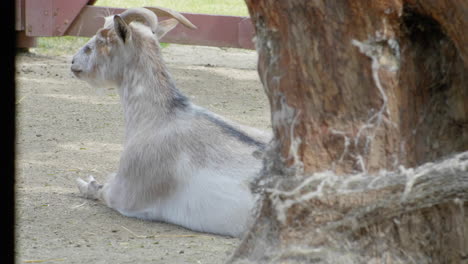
[84,45,92,54]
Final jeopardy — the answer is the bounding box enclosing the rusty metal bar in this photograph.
[17,31,37,48]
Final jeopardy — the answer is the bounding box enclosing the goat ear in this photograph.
[114,15,131,43]
[155,18,179,39]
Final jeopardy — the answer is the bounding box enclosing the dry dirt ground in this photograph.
[15,45,271,264]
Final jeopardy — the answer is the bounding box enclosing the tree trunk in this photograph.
[230,0,468,263]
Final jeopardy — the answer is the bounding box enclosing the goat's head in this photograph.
[71,7,196,87]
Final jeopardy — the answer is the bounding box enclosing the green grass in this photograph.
[35,0,248,56]
[35,36,90,56]
[95,0,248,16]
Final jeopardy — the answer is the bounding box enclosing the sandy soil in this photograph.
[15,45,270,264]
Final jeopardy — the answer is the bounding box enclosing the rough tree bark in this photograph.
[230,0,468,263]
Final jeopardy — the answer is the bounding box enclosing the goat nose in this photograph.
[71,64,82,75]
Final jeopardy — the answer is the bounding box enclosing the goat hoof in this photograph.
[76,175,102,200]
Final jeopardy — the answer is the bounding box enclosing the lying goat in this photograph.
[71,7,268,237]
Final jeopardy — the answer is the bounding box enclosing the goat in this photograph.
[71,7,269,237]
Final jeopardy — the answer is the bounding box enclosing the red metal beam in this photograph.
[65,6,255,49]
[24,0,89,37]
[17,2,255,50]
[15,0,25,31]
[162,13,254,49]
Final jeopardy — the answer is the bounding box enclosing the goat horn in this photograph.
[145,6,197,30]
[119,8,159,33]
